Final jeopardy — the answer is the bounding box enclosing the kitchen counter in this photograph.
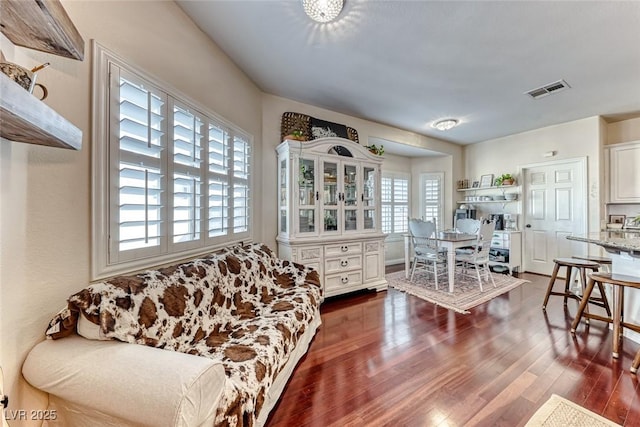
[567,230,640,256]
[568,230,640,344]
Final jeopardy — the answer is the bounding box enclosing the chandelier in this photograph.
[302,0,344,23]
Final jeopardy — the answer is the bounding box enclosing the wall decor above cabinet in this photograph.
[0,0,85,60]
[281,112,359,144]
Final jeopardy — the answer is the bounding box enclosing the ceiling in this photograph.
[177,0,640,151]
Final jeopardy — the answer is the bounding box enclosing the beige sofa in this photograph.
[23,244,322,427]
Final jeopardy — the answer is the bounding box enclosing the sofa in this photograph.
[22,243,323,427]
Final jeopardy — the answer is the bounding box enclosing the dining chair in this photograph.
[454,220,496,292]
[454,218,482,255]
[408,218,447,289]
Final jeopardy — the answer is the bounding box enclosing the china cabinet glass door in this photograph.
[322,160,339,233]
[362,165,376,230]
[343,163,358,232]
[297,157,317,234]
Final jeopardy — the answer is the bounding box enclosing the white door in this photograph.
[523,159,586,275]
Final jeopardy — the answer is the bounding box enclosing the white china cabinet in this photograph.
[276,137,387,297]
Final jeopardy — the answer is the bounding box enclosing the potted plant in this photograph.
[495,173,515,186]
[365,144,384,155]
[284,129,308,141]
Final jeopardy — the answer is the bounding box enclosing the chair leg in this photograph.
[563,266,573,306]
[543,263,561,310]
[487,263,496,288]
[475,265,483,292]
[571,277,597,333]
[631,348,640,374]
[596,280,612,317]
[410,258,417,281]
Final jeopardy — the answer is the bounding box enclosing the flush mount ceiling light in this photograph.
[302,0,344,23]
[432,119,459,131]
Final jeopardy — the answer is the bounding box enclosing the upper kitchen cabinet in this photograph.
[606,141,640,203]
[0,0,84,60]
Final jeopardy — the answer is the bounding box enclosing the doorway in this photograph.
[522,158,587,275]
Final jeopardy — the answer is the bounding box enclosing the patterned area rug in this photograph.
[386,270,528,314]
[525,394,621,426]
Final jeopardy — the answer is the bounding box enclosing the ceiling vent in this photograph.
[525,79,571,99]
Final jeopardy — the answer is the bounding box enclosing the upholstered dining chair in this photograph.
[408,218,447,289]
[454,220,496,292]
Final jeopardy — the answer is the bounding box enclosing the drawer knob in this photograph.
[341,245,348,252]
[341,260,348,267]
[341,276,349,284]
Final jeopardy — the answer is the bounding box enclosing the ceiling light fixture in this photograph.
[302,0,344,23]
[432,119,459,131]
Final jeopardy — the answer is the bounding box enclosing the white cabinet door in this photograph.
[608,141,640,203]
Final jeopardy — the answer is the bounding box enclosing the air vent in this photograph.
[525,79,571,99]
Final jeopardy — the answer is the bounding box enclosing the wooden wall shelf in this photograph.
[0,0,84,60]
[0,73,82,150]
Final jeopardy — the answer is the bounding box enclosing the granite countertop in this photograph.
[567,230,640,254]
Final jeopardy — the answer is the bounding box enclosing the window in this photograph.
[92,44,251,278]
[381,173,409,235]
[420,172,444,230]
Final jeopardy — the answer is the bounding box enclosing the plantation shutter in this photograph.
[421,173,443,230]
[110,65,168,263]
[170,101,204,249]
[232,136,251,233]
[97,46,253,277]
[381,174,409,234]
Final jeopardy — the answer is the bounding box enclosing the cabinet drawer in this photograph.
[325,254,362,274]
[299,246,322,261]
[491,238,506,249]
[325,242,362,257]
[325,271,363,290]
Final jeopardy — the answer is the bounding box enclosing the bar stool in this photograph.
[542,258,610,316]
[571,272,640,367]
[572,255,612,272]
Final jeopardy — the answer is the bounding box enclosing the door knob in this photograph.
[525,224,532,228]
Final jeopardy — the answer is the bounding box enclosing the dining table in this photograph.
[404,231,478,293]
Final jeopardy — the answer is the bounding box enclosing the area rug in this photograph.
[525,394,621,426]
[386,270,528,314]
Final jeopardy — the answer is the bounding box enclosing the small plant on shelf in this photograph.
[495,173,515,186]
[365,144,384,156]
[284,129,308,141]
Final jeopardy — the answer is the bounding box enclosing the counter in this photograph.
[566,231,640,257]
[567,230,640,343]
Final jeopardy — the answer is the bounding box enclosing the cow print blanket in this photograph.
[45,243,322,427]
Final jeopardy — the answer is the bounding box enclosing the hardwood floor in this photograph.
[266,267,640,426]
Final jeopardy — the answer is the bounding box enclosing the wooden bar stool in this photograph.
[571,272,640,365]
[542,258,610,316]
[572,255,612,272]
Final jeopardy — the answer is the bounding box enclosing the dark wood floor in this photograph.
[266,266,640,426]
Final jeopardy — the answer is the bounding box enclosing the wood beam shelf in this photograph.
[0,0,84,60]
[0,73,82,150]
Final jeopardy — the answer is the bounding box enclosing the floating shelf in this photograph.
[0,73,82,150]
[457,185,518,192]
[456,200,518,204]
[0,0,84,60]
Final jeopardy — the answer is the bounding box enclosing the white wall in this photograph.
[464,116,604,235]
[0,0,262,418]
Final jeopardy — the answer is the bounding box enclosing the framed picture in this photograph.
[609,214,626,224]
[623,217,640,229]
[472,180,480,188]
[480,174,494,188]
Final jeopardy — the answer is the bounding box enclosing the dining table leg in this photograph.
[447,242,456,293]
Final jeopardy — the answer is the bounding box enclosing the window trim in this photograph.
[92,42,253,279]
